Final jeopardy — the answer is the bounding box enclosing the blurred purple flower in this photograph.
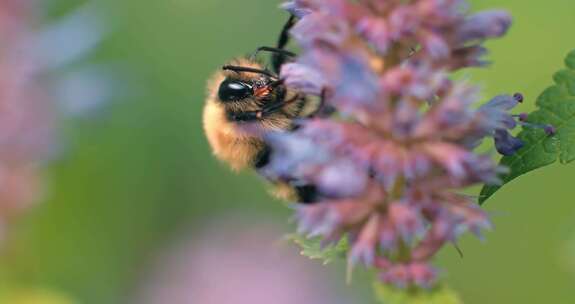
[457,10,512,43]
[265,0,523,289]
[0,0,51,239]
[135,219,353,304]
[380,262,438,290]
[37,2,116,118]
[0,1,109,241]
[281,0,316,18]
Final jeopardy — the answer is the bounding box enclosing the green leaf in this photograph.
[479,49,575,204]
[373,283,462,304]
[286,233,348,265]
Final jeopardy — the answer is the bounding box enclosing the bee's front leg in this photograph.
[227,110,262,122]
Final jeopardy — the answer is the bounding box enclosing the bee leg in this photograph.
[251,47,296,61]
[277,15,296,50]
[309,87,336,118]
[226,110,261,122]
[272,14,297,74]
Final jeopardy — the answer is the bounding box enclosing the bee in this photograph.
[203,15,327,203]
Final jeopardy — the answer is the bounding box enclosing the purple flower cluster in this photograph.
[268,0,523,288]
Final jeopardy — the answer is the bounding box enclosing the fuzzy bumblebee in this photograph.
[203,16,325,203]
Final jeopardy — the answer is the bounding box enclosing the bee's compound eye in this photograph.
[218,79,252,102]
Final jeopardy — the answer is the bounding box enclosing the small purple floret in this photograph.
[494,129,524,156]
[545,125,557,136]
[457,10,512,43]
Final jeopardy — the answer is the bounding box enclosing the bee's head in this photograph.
[209,60,296,130]
[218,79,254,102]
[217,75,282,104]
[217,64,282,103]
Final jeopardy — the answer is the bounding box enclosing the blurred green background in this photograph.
[1,0,575,303]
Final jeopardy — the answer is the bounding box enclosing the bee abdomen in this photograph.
[293,184,319,204]
[253,144,320,204]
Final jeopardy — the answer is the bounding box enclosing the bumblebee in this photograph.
[203,16,326,203]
